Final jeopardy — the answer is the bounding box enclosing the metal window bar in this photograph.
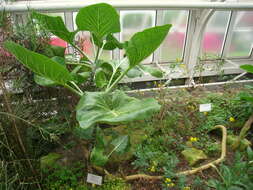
[2,0,253,84]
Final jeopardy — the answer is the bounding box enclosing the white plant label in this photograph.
[199,103,212,112]
[87,173,102,185]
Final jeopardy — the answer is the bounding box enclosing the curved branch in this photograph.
[125,125,227,181]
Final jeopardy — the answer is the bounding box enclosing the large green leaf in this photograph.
[76,90,161,129]
[34,56,66,86]
[240,64,253,73]
[4,41,73,85]
[32,12,76,43]
[124,24,172,67]
[111,135,130,154]
[76,3,120,40]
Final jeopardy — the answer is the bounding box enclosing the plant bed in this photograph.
[1,2,253,190]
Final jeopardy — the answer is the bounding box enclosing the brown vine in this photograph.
[124,125,227,181]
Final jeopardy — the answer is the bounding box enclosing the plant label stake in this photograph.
[87,173,102,185]
[199,103,212,112]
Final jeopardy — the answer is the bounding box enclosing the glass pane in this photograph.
[120,10,156,63]
[73,13,112,60]
[202,11,230,59]
[159,10,188,62]
[228,11,253,57]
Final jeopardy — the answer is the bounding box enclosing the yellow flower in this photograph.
[149,165,156,172]
[165,178,171,183]
[158,83,163,88]
[204,112,208,116]
[168,183,175,187]
[176,58,182,62]
[190,137,198,142]
[92,184,96,187]
[188,105,195,110]
[229,117,235,122]
[183,187,191,190]
[152,161,158,166]
[179,64,186,68]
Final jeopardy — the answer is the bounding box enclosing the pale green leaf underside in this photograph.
[125,24,172,67]
[76,3,120,39]
[4,41,73,85]
[34,75,56,86]
[76,90,161,129]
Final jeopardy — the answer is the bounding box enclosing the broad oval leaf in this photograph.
[34,56,66,86]
[4,41,73,85]
[125,24,172,67]
[32,12,76,43]
[76,3,120,40]
[240,64,253,73]
[111,135,130,155]
[76,90,161,129]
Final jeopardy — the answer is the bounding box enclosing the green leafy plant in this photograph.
[4,3,171,167]
[208,148,253,190]
[42,162,86,190]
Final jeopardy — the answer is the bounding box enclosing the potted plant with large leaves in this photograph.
[4,3,172,167]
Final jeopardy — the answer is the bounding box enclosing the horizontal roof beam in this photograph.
[2,0,253,12]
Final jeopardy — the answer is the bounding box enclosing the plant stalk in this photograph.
[106,68,130,93]
[63,84,82,97]
[70,42,92,63]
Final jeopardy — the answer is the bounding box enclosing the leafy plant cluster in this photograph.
[208,148,253,190]
[3,2,172,168]
[197,91,253,132]
[42,162,85,190]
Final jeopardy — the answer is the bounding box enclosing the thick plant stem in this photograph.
[63,84,82,97]
[124,125,227,181]
[232,113,253,150]
[106,68,130,93]
[70,42,92,63]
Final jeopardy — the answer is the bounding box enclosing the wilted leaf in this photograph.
[181,148,207,166]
